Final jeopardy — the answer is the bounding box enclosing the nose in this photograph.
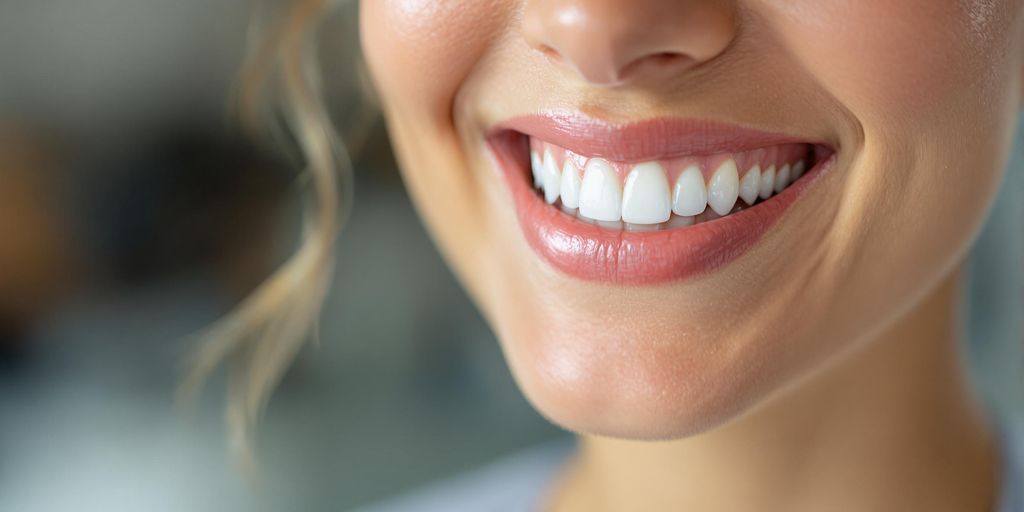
[522,0,736,86]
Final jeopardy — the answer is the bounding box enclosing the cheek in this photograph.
[359,0,517,292]
[772,0,1023,364]
[771,0,1023,275]
[773,0,1020,120]
[360,0,511,121]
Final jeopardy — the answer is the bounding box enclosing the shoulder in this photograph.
[355,437,575,512]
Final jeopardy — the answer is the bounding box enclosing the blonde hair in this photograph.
[178,0,358,472]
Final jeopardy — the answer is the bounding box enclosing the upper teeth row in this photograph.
[531,151,806,225]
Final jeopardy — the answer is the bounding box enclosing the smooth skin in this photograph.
[361,1,1024,510]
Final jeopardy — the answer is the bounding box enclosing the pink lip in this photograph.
[488,114,834,285]
[494,112,818,161]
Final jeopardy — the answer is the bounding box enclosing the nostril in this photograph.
[539,44,562,62]
[651,52,686,65]
[618,52,695,82]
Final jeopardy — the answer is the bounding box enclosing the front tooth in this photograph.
[541,150,562,204]
[774,164,791,194]
[559,160,581,209]
[739,165,761,206]
[791,160,806,180]
[622,162,671,224]
[707,159,739,216]
[530,151,543,188]
[579,158,622,222]
[759,165,775,200]
[672,164,707,217]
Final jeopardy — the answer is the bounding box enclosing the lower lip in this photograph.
[489,135,834,286]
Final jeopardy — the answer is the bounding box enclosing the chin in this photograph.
[490,297,786,440]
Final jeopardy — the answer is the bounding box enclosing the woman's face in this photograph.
[360,1,1024,438]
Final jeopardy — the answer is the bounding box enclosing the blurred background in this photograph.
[0,1,563,510]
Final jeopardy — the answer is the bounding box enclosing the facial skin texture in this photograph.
[362,0,1023,433]
[361,3,1024,506]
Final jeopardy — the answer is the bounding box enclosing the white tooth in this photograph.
[739,165,761,206]
[622,162,671,224]
[759,165,775,200]
[774,164,791,194]
[707,159,739,216]
[672,164,707,217]
[791,160,806,180]
[579,159,622,222]
[530,151,543,188]
[559,160,581,209]
[541,150,561,204]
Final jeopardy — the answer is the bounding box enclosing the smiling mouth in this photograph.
[488,114,836,285]
[528,138,829,230]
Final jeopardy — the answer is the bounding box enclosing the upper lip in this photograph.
[490,111,824,161]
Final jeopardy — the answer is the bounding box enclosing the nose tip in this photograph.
[523,0,736,86]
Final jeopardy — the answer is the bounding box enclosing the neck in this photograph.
[551,269,998,512]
